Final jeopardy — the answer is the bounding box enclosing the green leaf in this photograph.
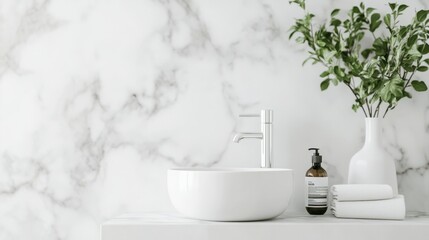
[407,35,418,47]
[366,7,375,15]
[389,3,397,11]
[356,32,365,41]
[408,45,422,58]
[417,10,429,22]
[417,66,429,72]
[331,9,340,17]
[288,30,296,40]
[352,6,360,14]
[411,80,428,91]
[370,20,382,32]
[316,40,326,47]
[404,91,412,98]
[398,4,408,12]
[370,95,379,104]
[361,49,372,58]
[331,18,341,27]
[289,0,305,9]
[320,79,330,91]
[371,13,380,22]
[403,64,416,72]
[384,14,391,27]
[295,36,305,43]
[370,13,381,32]
[418,44,429,54]
[322,49,336,62]
[380,74,403,101]
[320,71,330,78]
[398,27,408,38]
[334,66,345,77]
[373,38,387,56]
[302,57,319,66]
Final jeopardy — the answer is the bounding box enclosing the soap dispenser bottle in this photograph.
[305,148,328,215]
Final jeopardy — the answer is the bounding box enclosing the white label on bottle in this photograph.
[305,177,328,208]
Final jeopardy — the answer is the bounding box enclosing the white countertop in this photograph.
[101,212,429,240]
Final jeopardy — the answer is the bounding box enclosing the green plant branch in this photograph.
[375,99,382,117]
[289,1,429,118]
[404,71,416,90]
[366,98,372,117]
[345,83,369,117]
[383,104,390,118]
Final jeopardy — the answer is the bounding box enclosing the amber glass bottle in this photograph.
[305,148,328,215]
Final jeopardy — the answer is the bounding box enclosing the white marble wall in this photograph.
[0,0,428,239]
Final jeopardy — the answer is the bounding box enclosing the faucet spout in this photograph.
[233,109,273,168]
[233,132,263,143]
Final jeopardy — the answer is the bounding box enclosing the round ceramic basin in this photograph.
[167,168,294,221]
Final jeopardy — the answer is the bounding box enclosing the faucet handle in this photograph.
[239,114,260,118]
[238,110,273,124]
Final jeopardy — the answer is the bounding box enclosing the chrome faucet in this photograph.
[233,109,273,168]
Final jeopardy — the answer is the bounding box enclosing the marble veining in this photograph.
[0,0,428,239]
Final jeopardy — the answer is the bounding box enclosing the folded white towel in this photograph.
[330,184,393,201]
[331,195,406,220]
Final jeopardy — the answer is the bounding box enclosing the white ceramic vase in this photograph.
[348,118,398,196]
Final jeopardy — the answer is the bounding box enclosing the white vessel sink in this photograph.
[167,168,294,221]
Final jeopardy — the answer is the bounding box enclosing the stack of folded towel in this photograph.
[330,184,406,220]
